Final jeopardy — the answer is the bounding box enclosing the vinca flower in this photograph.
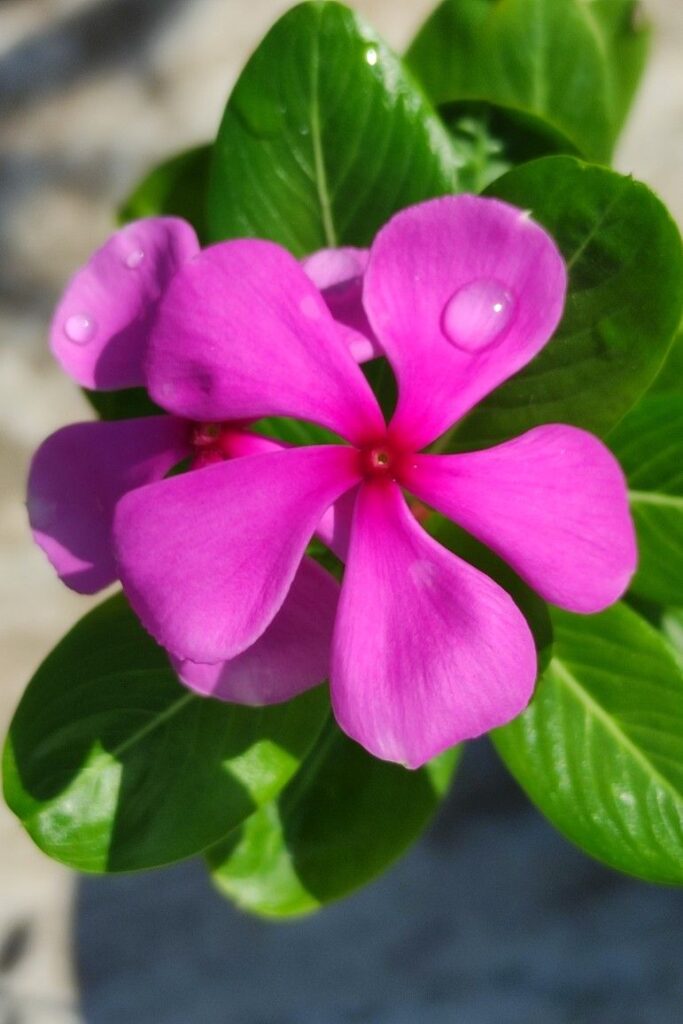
[87,195,633,768]
[27,217,371,705]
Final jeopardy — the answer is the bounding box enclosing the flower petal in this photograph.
[364,196,567,449]
[403,425,637,613]
[114,445,360,663]
[331,481,537,768]
[302,247,381,362]
[51,218,199,390]
[27,417,191,594]
[145,239,384,445]
[172,558,338,704]
[315,486,358,561]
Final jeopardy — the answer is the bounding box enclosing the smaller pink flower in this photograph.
[99,196,636,768]
[28,217,374,705]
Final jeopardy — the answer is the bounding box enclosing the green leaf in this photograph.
[207,1,459,252]
[608,395,683,605]
[2,595,327,873]
[119,144,212,243]
[493,603,683,885]
[442,99,579,193]
[585,0,651,137]
[650,330,683,395]
[406,0,646,161]
[444,157,683,451]
[207,718,458,917]
[661,608,683,670]
[83,387,162,421]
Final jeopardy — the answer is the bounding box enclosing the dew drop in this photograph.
[365,46,378,66]
[441,279,514,352]
[64,313,97,344]
[124,247,145,269]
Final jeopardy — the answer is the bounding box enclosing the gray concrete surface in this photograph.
[0,1,682,1021]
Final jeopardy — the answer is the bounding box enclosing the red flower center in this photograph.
[358,440,406,481]
[190,421,235,469]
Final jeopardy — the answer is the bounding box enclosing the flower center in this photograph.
[190,421,234,469]
[359,442,400,481]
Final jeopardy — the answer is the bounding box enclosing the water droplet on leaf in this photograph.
[364,47,378,66]
[125,248,145,269]
[441,280,514,352]
[64,313,97,344]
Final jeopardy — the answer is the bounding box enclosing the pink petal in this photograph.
[315,486,358,561]
[113,445,360,663]
[172,558,338,704]
[403,425,637,613]
[51,218,199,390]
[145,239,384,445]
[217,428,286,459]
[27,417,191,594]
[331,481,537,769]
[302,247,381,362]
[364,196,567,449]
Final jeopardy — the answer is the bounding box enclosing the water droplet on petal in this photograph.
[441,279,514,352]
[64,313,97,344]
[125,247,145,269]
[364,47,378,66]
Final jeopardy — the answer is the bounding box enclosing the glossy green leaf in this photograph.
[586,0,651,137]
[406,0,647,161]
[2,595,327,873]
[207,718,458,917]
[650,330,683,395]
[493,604,683,884]
[207,1,459,252]
[661,608,683,670]
[443,157,683,451]
[83,387,161,421]
[442,99,578,193]
[119,144,212,243]
[608,395,683,605]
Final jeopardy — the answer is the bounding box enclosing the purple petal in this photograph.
[113,445,360,663]
[51,218,199,390]
[27,416,191,593]
[315,486,358,561]
[145,239,384,445]
[331,481,537,768]
[404,425,637,613]
[302,247,381,362]
[172,558,338,704]
[364,196,567,449]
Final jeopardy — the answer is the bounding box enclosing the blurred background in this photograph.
[1,1,682,1021]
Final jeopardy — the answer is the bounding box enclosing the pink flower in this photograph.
[99,196,634,768]
[28,217,372,705]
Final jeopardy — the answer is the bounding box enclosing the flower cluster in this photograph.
[28,197,636,768]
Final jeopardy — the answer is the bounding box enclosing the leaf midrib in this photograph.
[552,658,683,810]
[309,13,337,247]
[629,490,683,510]
[112,693,196,759]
